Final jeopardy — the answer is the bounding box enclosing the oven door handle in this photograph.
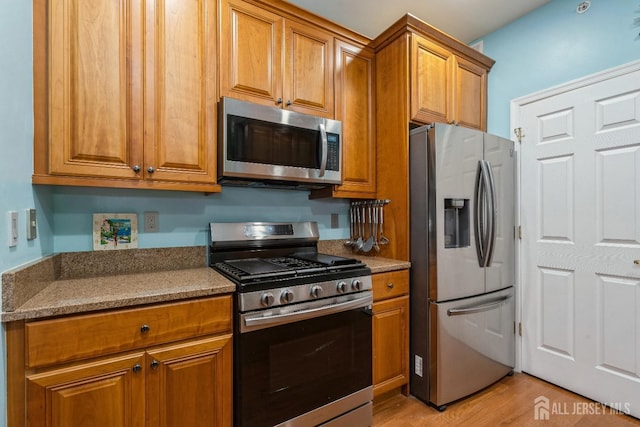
[241,293,372,333]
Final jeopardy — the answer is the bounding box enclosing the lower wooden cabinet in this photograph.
[26,352,147,427]
[146,335,232,427]
[11,296,233,427]
[372,269,410,397]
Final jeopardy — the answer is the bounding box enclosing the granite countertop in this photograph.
[2,243,409,322]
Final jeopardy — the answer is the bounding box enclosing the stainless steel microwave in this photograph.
[218,97,342,188]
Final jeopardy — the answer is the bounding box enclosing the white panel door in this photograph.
[518,63,640,418]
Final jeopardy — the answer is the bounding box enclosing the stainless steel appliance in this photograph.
[409,124,516,410]
[209,222,373,427]
[218,97,342,188]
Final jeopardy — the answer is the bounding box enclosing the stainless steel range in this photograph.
[209,221,373,427]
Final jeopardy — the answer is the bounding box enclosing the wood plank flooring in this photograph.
[372,373,640,426]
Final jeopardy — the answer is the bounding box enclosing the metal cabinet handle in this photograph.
[150,360,159,369]
[147,166,155,174]
[132,364,142,373]
[286,99,292,106]
[140,324,150,333]
[276,98,283,105]
[132,165,140,172]
[387,282,395,289]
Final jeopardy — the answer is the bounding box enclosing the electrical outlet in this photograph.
[415,354,423,377]
[144,212,159,232]
[330,213,339,229]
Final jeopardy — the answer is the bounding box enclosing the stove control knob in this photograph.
[351,279,363,291]
[336,281,347,293]
[310,285,323,299]
[280,289,294,304]
[261,292,275,307]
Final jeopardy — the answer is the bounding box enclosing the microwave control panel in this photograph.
[327,133,340,171]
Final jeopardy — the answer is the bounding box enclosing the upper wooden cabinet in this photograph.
[219,0,334,118]
[32,0,220,192]
[373,15,494,261]
[310,39,376,199]
[411,35,488,130]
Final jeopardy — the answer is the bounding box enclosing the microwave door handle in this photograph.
[319,123,328,177]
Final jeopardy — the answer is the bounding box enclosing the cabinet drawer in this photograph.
[372,270,409,302]
[25,296,232,368]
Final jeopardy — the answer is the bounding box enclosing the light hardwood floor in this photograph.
[372,373,640,426]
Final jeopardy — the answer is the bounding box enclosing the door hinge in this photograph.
[514,127,525,143]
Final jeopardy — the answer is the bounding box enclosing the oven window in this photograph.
[235,308,372,427]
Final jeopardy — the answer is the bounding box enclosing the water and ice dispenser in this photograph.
[444,198,470,248]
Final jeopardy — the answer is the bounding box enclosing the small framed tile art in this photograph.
[93,213,138,250]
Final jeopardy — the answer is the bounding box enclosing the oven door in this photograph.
[235,296,373,427]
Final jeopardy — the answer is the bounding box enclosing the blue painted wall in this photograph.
[0,1,54,424]
[52,186,349,252]
[477,0,640,138]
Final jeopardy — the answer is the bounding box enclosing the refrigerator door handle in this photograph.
[475,160,492,267]
[474,161,485,267]
[446,295,511,316]
[485,161,497,266]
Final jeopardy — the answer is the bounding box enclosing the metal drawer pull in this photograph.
[447,296,510,316]
[132,364,142,373]
[140,324,150,333]
[150,360,159,369]
[387,282,394,289]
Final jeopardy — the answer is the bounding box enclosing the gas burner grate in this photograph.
[266,257,324,270]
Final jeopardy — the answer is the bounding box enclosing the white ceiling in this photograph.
[284,0,553,43]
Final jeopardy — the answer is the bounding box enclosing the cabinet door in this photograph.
[48,0,144,179]
[411,35,454,125]
[283,21,334,118]
[453,56,488,130]
[219,0,283,107]
[144,0,218,184]
[26,353,146,427]
[372,295,409,397]
[146,335,233,427]
[332,40,376,197]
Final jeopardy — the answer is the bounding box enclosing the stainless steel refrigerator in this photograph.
[409,123,515,410]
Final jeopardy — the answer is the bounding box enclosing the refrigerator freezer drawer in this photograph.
[429,287,514,407]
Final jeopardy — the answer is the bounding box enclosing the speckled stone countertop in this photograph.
[2,242,409,323]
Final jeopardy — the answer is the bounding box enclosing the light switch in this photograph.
[8,211,18,247]
[26,208,37,240]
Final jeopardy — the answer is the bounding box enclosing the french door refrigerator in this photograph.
[409,123,515,410]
